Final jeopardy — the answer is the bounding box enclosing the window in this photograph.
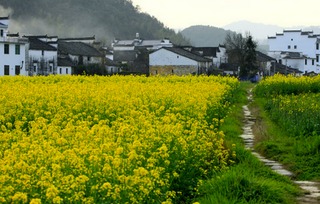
[279,59,282,64]
[4,44,9,54]
[60,68,62,74]
[50,66,53,72]
[4,65,9,75]
[41,50,44,56]
[0,29,3,37]
[294,45,297,49]
[288,45,291,49]
[305,59,308,65]
[87,56,91,61]
[317,55,319,63]
[317,43,319,50]
[177,56,179,58]
[312,59,315,65]
[66,68,68,74]
[15,65,20,75]
[291,39,293,41]
[15,44,20,55]
[33,66,37,72]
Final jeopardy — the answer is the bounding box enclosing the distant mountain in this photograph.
[180,25,236,47]
[223,20,320,40]
[223,20,283,41]
[0,0,189,45]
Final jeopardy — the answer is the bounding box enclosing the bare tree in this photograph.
[224,32,258,78]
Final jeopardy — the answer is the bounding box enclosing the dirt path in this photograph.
[241,89,320,204]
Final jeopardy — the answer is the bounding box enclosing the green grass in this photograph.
[193,82,300,204]
[253,98,320,181]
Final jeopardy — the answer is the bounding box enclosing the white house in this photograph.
[0,16,28,76]
[190,45,228,68]
[268,30,320,74]
[24,35,58,76]
[149,47,212,76]
[112,33,173,52]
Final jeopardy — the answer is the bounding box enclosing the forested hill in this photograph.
[181,25,236,47]
[0,0,189,45]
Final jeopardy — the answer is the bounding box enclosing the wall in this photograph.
[150,49,198,66]
[0,42,27,76]
[149,65,198,76]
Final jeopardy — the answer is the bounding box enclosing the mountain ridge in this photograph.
[0,0,189,45]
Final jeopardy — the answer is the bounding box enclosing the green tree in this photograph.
[242,35,258,78]
[224,33,258,79]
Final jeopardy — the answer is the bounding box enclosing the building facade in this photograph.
[268,30,320,74]
[0,16,28,76]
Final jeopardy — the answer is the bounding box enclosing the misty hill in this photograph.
[181,25,235,47]
[224,20,320,41]
[0,0,188,45]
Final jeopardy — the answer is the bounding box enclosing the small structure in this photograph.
[149,47,212,76]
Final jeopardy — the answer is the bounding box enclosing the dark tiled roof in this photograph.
[163,47,211,62]
[7,33,19,37]
[58,57,73,67]
[28,37,57,51]
[271,62,303,74]
[0,16,9,20]
[58,41,102,57]
[256,51,275,62]
[281,51,303,59]
[113,50,137,62]
[191,47,219,58]
[59,36,95,41]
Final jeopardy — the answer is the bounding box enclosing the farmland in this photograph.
[0,75,239,203]
[254,74,320,180]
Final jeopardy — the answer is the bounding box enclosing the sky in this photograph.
[131,0,320,30]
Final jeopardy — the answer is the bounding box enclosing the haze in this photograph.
[131,0,320,30]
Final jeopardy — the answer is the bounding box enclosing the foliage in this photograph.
[224,33,258,78]
[253,74,320,180]
[0,75,239,203]
[0,0,189,45]
[242,36,258,78]
[194,82,300,204]
[254,74,320,97]
[73,64,108,76]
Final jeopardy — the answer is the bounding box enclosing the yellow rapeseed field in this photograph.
[0,75,239,203]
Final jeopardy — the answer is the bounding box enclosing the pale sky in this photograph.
[131,0,320,30]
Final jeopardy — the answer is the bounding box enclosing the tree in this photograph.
[224,32,258,78]
[243,35,258,78]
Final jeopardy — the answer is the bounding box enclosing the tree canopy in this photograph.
[0,0,189,45]
[224,33,258,78]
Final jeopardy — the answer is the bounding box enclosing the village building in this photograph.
[268,30,320,74]
[0,16,28,76]
[58,37,104,74]
[111,33,173,74]
[149,47,212,76]
[189,45,228,69]
[23,35,58,76]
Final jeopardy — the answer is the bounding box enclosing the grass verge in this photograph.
[194,82,300,204]
[252,97,320,181]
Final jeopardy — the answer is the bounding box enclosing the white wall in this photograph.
[268,31,320,73]
[150,48,198,66]
[0,42,27,76]
[57,66,72,75]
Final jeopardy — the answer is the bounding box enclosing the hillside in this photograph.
[0,0,189,45]
[181,25,236,47]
